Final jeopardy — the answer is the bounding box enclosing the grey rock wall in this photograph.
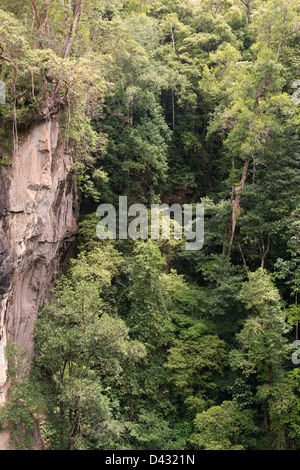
[0,119,78,406]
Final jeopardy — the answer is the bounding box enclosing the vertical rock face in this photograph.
[0,119,78,404]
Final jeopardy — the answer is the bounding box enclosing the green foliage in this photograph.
[1,0,299,451]
[128,409,184,450]
[125,241,174,346]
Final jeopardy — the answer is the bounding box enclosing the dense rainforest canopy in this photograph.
[0,0,299,451]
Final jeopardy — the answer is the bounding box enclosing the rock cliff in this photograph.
[0,119,78,408]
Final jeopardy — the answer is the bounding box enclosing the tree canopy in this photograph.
[0,0,299,451]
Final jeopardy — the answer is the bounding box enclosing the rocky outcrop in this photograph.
[0,119,78,407]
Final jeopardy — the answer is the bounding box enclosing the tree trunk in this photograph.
[228,157,250,258]
[261,233,270,269]
[62,0,85,59]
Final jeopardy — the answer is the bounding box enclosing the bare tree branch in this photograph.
[31,0,42,30]
[61,0,85,59]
